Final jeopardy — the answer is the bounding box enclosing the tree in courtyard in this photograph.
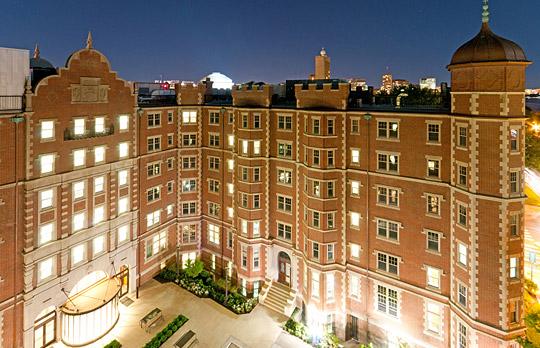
[518,279,540,347]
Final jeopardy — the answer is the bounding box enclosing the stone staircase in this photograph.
[260,280,296,317]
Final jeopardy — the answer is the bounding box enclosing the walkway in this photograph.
[53,279,310,348]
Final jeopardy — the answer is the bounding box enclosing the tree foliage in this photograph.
[518,278,540,347]
[183,259,204,278]
[376,85,442,106]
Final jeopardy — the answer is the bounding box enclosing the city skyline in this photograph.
[1,0,538,86]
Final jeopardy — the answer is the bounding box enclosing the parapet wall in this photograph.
[175,82,208,105]
[232,84,273,107]
[295,83,350,110]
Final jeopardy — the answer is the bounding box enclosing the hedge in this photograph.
[103,339,122,348]
[142,314,188,348]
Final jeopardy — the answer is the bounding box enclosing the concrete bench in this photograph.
[139,308,163,333]
[174,330,197,348]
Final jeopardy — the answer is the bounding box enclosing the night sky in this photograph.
[2,0,538,87]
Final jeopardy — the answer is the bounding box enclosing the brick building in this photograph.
[0,6,530,348]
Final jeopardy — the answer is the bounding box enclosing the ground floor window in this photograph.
[458,323,467,348]
[324,313,335,334]
[377,285,398,317]
[34,309,56,348]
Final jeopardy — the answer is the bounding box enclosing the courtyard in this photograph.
[52,279,313,348]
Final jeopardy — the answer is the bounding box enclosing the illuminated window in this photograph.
[118,197,129,214]
[277,169,292,185]
[458,243,467,266]
[73,118,85,135]
[73,181,85,200]
[40,120,54,139]
[241,140,249,155]
[40,154,55,174]
[93,205,105,225]
[71,244,85,266]
[350,243,360,259]
[227,183,234,194]
[73,211,86,231]
[118,225,129,243]
[94,176,104,193]
[146,210,161,227]
[227,159,234,172]
[349,273,360,299]
[208,223,220,244]
[118,115,129,130]
[426,302,442,334]
[510,257,519,279]
[93,235,105,256]
[351,149,360,164]
[95,116,105,133]
[146,231,167,259]
[350,212,360,228]
[182,111,197,124]
[253,140,261,155]
[311,271,320,298]
[118,170,128,186]
[147,163,160,177]
[94,146,105,164]
[40,189,54,209]
[426,194,440,215]
[426,266,441,289]
[38,257,54,281]
[167,204,174,216]
[326,273,335,301]
[228,134,235,147]
[351,181,360,196]
[38,223,54,246]
[253,221,260,236]
[227,207,234,219]
[73,149,86,167]
[119,142,129,158]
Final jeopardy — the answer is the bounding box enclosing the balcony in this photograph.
[0,96,23,113]
[64,125,115,141]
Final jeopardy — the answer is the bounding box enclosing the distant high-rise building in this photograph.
[381,73,393,93]
[420,77,437,90]
[314,48,330,79]
[348,78,367,91]
[393,79,410,88]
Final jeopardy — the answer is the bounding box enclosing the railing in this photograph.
[64,125,115,141]
[0,96,23,112]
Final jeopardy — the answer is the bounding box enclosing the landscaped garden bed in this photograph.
[103,339,122,348]
[142,314,188,348]
[283,315,340,348]
[157,260,258,314]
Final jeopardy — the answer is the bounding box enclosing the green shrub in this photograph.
[184,259,204,278]
[103,339,122,348]
[142,314,188,348]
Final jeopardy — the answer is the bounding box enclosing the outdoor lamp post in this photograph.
[175,245,180,283]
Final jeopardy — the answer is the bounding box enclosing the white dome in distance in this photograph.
[202,72,234,90]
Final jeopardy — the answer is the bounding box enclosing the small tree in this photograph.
[184,259,204,278]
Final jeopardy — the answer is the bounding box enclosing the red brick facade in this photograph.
[0,39,528,347]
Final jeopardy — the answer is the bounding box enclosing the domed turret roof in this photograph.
[450,23,528,65]
[202,72,234,90]
[30,44,54,69]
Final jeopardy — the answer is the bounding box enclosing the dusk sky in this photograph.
[2,0,538,87]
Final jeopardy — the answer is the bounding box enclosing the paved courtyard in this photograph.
[53,279,312,348]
